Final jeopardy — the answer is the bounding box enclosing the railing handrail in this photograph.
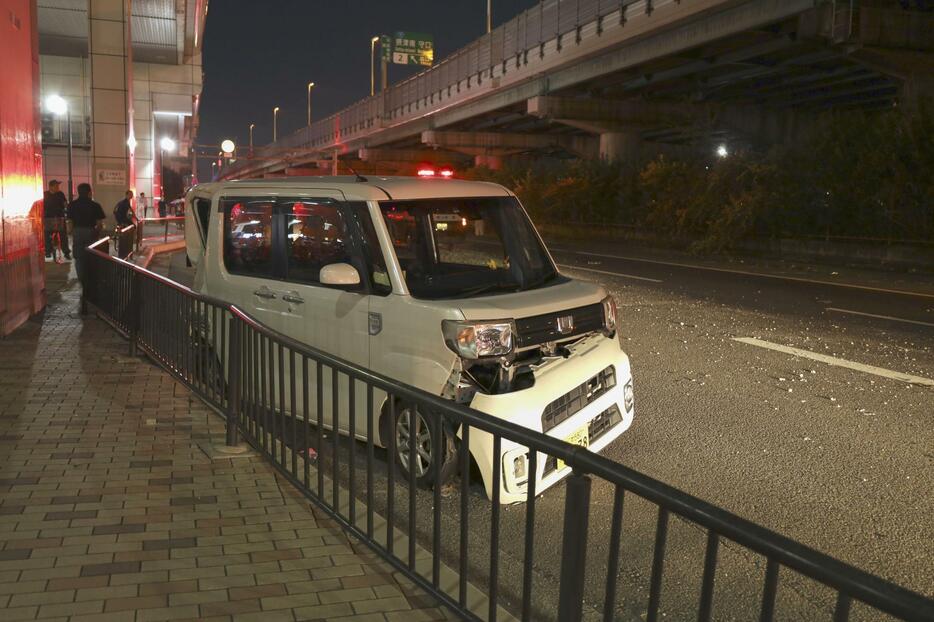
[140,216,185,223]
[81,236,934,621]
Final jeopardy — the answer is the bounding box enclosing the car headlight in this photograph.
[602,295,617,335]
[442,319,515,360]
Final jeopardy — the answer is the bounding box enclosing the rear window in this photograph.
[222,198,275,277]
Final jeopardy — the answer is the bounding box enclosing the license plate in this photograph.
[557,425,589,471]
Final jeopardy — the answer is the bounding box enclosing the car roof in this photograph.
[191,176,512,202]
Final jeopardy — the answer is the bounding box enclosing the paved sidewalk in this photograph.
[0,265,449,621]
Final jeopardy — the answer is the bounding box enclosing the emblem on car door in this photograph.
[368,312,382,336]
[556,315,574,335]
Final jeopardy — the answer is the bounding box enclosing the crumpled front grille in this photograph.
[541,365,615,434]
[514,303,604,348]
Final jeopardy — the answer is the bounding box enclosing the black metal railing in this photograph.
[82,239,934,622]
[139,216,185,244]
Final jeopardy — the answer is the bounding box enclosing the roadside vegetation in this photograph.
[463,104,934,253]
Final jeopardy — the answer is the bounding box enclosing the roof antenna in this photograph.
[347,166,368,183]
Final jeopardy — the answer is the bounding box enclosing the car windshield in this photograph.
[379,197,560,299]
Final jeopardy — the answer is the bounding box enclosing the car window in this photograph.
[284,199,352,285]
[195,198,211,243]
[347,202,392,296]
[379,197,560,299]
[432,212,508,269]
[223,198,275,277]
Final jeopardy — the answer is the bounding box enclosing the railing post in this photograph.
[127,269,141,357]
[557,470,592,622]
[226,317,241,446]
[164,219,169,243]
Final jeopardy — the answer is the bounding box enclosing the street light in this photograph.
[306,82,315,126]
[159,137,176,204]
[716,144,729,158]
[487,0,492,33]
[370,36,379,96]
[248,123,255,154]
[221,139,235,154]
[45,94,73,202]
[273,106,280,142]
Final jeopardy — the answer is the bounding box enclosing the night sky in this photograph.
[197,0,540,176]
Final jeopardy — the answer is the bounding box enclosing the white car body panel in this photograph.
[184,176,635,502]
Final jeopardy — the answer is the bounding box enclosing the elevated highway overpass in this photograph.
[219,0,933,179]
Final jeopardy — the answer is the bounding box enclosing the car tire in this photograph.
[383,400,458,489]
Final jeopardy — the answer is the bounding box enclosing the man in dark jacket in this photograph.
[43,180,71,259]
[114,190,135,227]
[67,183,106,288]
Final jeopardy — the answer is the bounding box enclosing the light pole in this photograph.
[273,107,280,142]
[370,36,379,96]
[159,136,176,204]
[248,123,255,155]
[487,0,492,33]
[46,94,73,202]
[306,82,315,126]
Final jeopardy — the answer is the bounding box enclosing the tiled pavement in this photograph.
[0,264,451,621]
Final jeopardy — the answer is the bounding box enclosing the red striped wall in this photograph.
[0,0,45,336]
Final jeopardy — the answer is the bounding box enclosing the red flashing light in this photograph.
[417,168,435,177]
[439,168,454,178]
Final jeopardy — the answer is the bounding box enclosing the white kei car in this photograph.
[184,175,634,503]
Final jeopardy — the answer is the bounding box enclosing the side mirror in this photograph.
[320,263,360,286]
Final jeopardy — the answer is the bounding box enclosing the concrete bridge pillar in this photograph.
[599,132,642,165]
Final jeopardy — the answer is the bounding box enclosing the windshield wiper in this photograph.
[521,272,558,291]
[451,282,521,298]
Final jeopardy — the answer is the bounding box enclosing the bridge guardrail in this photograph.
[227,0,647,174]
[81,238,934,622]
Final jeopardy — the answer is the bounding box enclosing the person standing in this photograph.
[114,190,136,227]
[43,180,71,260]
[138,191,149,217]
[67,182,106,288]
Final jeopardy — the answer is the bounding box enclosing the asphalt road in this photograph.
[158,245,933,620]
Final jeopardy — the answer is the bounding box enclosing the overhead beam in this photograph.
[527,95,701,132]
[358,147,465,164]
[421,130,597,158]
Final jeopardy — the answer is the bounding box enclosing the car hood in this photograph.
[454,279,605,321]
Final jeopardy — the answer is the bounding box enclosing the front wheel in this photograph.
[384,401,458,488]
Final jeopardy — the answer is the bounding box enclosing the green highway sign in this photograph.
[381,31,433,67]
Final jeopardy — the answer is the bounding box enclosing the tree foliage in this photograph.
[466,105,934,251]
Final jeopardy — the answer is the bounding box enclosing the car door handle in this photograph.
[253,288,277,299]
[282,293,304,304]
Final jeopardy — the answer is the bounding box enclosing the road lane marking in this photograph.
[733,337,934,387]
[825,307,934,328]
[550,248,934,299]
[557,263,663,283]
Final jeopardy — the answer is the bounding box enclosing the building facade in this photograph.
[38,0,207,215]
